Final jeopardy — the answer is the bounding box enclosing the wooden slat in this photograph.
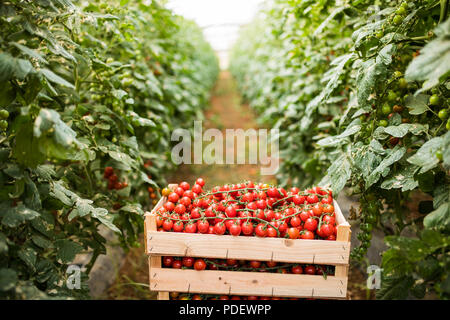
[150,268,347,298]
[147,230,350,265]
[333,199,349,226]
[146,212,169,300]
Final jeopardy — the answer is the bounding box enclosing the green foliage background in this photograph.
[0,0,218,299]
[231,0,449,299]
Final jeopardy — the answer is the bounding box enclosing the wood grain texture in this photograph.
[150,268,347,298]
[147,230,350,265]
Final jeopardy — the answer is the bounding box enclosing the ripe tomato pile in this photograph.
[155,179,338,240]
[103,166,128,190]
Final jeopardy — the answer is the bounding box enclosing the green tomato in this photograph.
[393,71,402,78]
[0,109,9,119]
[0,120,8,131]
[375,31,384,39]
[398,78,408,89]
[436,151,443,161]
[429,94,439,105]
[447,119,450,130]
[387,90,397,102]
[382,103,392,115]
[438,109,448,120]
[379,119,388,127]
[361,223,373,232]
[396,6,406,15]
[393,15,403,25]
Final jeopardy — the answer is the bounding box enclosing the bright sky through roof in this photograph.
[167,0,266,68]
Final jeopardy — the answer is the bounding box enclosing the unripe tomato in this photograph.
[429,94,439,105]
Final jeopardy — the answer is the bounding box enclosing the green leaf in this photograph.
[0,232,8,254]
[18,247,37,271]
[55,240,83,264]
[380,166,419,191]
[12,119,46,168]
[40,68,75,89]
[365,146,406,188]
[317,124,361,147]
[0,203,40,227]
[405,19,450,92]
[10,42,48,64]
[407,136,444,173]
[405,94,430,115]
[423,203,450,231]
[0,53,34,81]
[376,275,414,300]
[0,268,18,292]
[31,235,54,249]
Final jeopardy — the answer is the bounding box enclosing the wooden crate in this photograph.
[144,192,351,300]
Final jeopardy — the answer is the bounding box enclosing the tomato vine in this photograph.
[231,0,449,299]
[0,0,218,299]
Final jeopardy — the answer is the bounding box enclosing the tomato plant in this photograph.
[231,0,449,299]
[0,0,218,299]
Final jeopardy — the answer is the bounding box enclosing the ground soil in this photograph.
[105,71,371,300]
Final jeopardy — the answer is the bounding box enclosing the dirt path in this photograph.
[105,71,276,299]
[105,71,370,300]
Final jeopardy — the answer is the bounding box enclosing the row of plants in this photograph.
[0,0,218,299]
[230,0,449,299]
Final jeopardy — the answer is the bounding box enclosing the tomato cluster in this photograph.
[162,256,333,274]
[103,166,128,190]
[155,179,338,240]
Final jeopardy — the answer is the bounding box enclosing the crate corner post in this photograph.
[146,206,170,300]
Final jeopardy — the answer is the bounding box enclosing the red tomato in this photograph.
[174,204,186,215]
[304,217,318,231]
[300,210,312,222]
[250,261,261,268]
[182,257,194,267]
[312,203,323,217]
[229,223,241,236]
[175,187,185,197]
[172,260,182,269]
[290,187,300,194]
[322,214,335,225]
[225,205,237,218]
[306,194,319,204]
[291,265,303,274]
[162,256,173,267]
[163,201,175,212]
[322,204,335,214]
[321,196,333,204]
[300,230,315,240]
[255,223,267,237]
[185,222,197,233]
[183,190,195,200]
[214,222,226,235]
[190,208,201,219]
[304,265,316,275]
[290,216,301,227]
[194,259,207,271]
[197,220,209,234]
[196,178,205,187]
[168,192,179,203]
[267,226,277,237]
[191,184,203,194]
[287,227,300,239]
[179,181,190,191]
[256,199,267,209]
[241,221,254,235]
[265,210,275,221]
[292,194,306,205]
[162,220,173,231]
[173,221,184,232]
